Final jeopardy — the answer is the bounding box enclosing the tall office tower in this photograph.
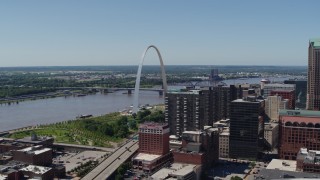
[270,90,295,109]
[165,86,240,136]
[265,95,288,121]
[138,122,170,155]
[263,84,295,97]
[307,39,320,110]
[284,79,307,109]
[279,109,320,160]
[212,85,239,121]
[165,90,208,136]
[229,97,265,160]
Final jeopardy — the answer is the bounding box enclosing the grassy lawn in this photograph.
[5,109,164,148]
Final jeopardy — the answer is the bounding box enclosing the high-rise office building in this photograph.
[212,85,239,121]
[307,38,320,110]
[270,90,295,109]
[165,86,240,136]
[284,79,307,109]
[229,97,265,160]
[264,95,288,121]
[165,90,208,136]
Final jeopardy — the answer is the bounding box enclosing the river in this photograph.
[0,91,164,132]
[0,76,305,132]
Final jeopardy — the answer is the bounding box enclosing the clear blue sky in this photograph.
[0,0,319,67]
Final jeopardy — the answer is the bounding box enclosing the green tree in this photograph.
[231,176,243,180]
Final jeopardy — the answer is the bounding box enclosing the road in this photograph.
[82,140,139,180]
[53,143,115,152]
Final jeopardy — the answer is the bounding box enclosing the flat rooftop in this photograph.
[151,168,173,179]
[167,90,201,95]
[255,168,320,180]
[266,159,297,171]
[0,174,7,180]
[151,163,197,179]
[182,131,203,135]
[264,84,295,88]
[169,164,195,176]
[20,165,51,175]
[16,145,51,155]
[279,109,320,117]
[133,153,161,162]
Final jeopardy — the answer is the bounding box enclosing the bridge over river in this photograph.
[58,87,165,95]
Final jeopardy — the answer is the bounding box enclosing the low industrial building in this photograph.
[20,165,53,180]
[172,127,219,167]
[297,148,320,173]
[150,163,201,180]
[0,139,30,154]
[12,145,52,166]
[15,135,54,147]
[0,163,53,180]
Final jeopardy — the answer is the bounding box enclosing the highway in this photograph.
[53,143,115,152]
[82,140,139,180]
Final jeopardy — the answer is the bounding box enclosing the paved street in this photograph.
[82,140,138,180]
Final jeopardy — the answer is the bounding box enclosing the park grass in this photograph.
[5,112,135,148]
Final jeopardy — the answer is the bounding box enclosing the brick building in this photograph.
[12,145,52,166]
[270,90,295,109]
[263,84,295,98]
[132,122,172,173]
[279,110,320,160]
[172,127,219,166]
[138,122,170,155]
[0,139,30,154]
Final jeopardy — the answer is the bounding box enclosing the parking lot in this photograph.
[53,150,108,171]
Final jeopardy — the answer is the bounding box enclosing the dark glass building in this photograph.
[229,97,265,160]
[284,79,307,109]
[307,39,320,110]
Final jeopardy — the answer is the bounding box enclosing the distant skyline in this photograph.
[0,0,319,67]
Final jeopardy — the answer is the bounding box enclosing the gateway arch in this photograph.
[133,45,168,113]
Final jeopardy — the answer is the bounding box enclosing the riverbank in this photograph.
[1,112,133,148]
[0,89,99,105]
[0,91,164,132]
[1,107,164,148]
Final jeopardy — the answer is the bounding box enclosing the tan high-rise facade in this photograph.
[307,39,320,110]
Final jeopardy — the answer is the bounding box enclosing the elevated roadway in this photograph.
[82,140,138,180]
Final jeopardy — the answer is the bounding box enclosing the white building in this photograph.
[265,95,288,121]
[219,127,229,158]
[264,123,279,149]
